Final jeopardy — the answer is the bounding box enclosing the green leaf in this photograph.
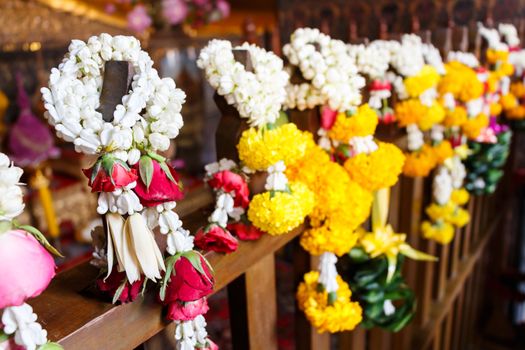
[182,251,211,281]
[38,342,64,350]
[274,111,289,127]
[0,220,13,234]
[139,156,154,190]
[18,224,63,257]
[327,291,337,305]
[90,159,102,184]
[0,329,9,343]
[146,151,166,163]
[112,278,128,304]
[159,253,182,301]
[159,161,178,187]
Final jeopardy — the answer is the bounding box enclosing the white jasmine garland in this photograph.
[447,51,479,68]
[433,167,453,205]
[0,153,24,221]
[422,43,446,74]
[204,158,237,177]
[265,161,289,192]
[383,300,396,316]
[349,135,378,155]
[174,315,213,350]
[283,27,365,111]
[447,156,467,189]
[41,34,185,157]
[498,23,520,48]
[419,87,438,107]
[478,23,508,51]
[2,303,48,350]
[284,82,325,111]
[348,43,390,79]
[318,252,339,294]
[431,124,445,143]
[390,35,425,77]
[197,40,289,127]
[167,228,194,255]
[96,182,143,215]
[406,124,424,151]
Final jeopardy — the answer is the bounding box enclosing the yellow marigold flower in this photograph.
[418,102,445,131]
[300,221,360,256]
[448,207,470,227]
[511,82,525,98]
[247,181,314,235]
[344,142,405,192]
[327,104,378,142]
[450,188,469,206]
[237,123,309,171]
[501,93,518,111]
[404,65,440,98]
[486,49,509,64]
[487,73,499,94]
[462,113,489,139]
[403,145,437,178]
[395,99,424,127]
[439,62,484,102]
[443,106,468,128]
[433,140,454,165]
[496,62,514,77]
[297,271,363,333]
[507,105,525,120]
[421,220,455,244]
[426,202,456,222]
[490,102,502,116]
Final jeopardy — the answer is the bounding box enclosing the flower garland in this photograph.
[283,27,365,112]
[197,39,289,127]
[296,255,363,333]
[0,152,62,350]
[43,34,218,349]
[193,159,264,253]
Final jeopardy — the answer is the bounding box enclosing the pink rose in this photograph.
[194,224,238,253]
[166,298,209,321]
[83,156,138,193]
[163,253,214,303]
[97,271,144,304]
[133,160,184,207]
[0,230,55,309]
[207,170,249,208]
[370,79,392,91]
[216,0,230,18]
[227,222,264,241]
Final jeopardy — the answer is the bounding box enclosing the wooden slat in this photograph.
[369,328,391,350]
[461,199,475,258]
[437,243,450,300]
[420,240,436,324]
[442,313,453,350]
[227,247,280,350]
[451,287,465,349]
[412,212,502,349]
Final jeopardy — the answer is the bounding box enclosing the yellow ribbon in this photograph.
[30,168,60,238]
[361,187,437,282]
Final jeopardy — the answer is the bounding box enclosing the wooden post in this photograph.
[97,61,134,122]
[228,254,278,350]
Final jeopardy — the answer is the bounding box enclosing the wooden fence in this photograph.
[27,17,523,350]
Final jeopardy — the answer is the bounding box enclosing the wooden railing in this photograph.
[27,17,523,350]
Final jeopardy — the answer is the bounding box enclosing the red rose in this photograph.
[166,298,209,321]
[97,271,144,304]
[321,106,338,130]
[227,222,264,241]
[370,79,392,91]
[194,224,238,253]
[381,111,396,124]
[83,156,138,193]
[133,159,184,207]
[164,253,214,303]
[207,171,249,208]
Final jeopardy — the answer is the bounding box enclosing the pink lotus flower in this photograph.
[127,5,152,33]
[0,230,56,309]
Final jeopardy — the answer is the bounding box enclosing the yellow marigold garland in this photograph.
[344,142,405,192]
[395,99,445,131]
[462,113,489,139]
[237,123,309,171]
[443,106,468,128]
[404,65,440,98]
[432,140,454,165]
[247,181,314,236]
[297,271,363,333]
[421,221,455,244]
[327,104,379,143]
[403,145,436,177]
